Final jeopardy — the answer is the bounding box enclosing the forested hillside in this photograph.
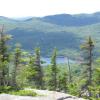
[1,12,100,57]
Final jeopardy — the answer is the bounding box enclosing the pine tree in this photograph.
[33,48,43,89]
[0,26,11,86]
[12,44,21,87]
[49,48,57,91]
[58,71,68,92]
[80,36,94,97]
[67,57,72,83]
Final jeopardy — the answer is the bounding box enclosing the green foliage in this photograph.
[30,48,44,89]
[9,90,37,96]
[44,64,68,92]
[0,86,13,93]
[0,24,99,100]
[0,26,11,86]
[16,48,44,89]
[16,65,36,88]
[49,48,58,90]
[11,44,22,88]
[67,83,79,96]
[58,71,68,92]
[2,14,100,58]
[80,37,94,97]
[90,67,100,99]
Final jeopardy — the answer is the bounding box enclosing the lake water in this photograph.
[41,57,74,65]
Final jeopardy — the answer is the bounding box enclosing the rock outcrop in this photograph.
[0,89,85,100]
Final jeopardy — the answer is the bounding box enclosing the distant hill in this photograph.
[42,12,100,26]
[12,16,33,21]
[0,12,100,57]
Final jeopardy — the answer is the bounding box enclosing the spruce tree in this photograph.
[49,48,57,91]
[33,48,43,89]
[0,26,11,86]
[12,44,21,87]
[58,71,67,92]
[67,57,72,83]
[80,36,94,97]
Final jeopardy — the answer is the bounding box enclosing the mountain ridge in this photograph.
[0,12,100,57]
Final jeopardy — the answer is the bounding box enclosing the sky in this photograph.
[0,0,100,17]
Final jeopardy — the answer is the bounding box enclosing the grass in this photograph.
[8,90,37,96]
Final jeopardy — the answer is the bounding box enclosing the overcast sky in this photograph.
[0,0,100,17]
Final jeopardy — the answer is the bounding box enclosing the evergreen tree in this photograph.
[67,57,72,83]
[12,44,21,87]
[58,71,68,92]
[0,26,11,86]
[94,68,100,98]
[80,36,94,97]
[92,67,100,98]
[49,48,57,91]
[33,48,43,89]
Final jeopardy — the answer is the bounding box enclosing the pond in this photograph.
[41,57,75,65]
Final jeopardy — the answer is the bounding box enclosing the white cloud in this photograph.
[0,0,100,17]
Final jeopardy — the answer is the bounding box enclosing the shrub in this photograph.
[9,90,37,96]
[0,86,13,93]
